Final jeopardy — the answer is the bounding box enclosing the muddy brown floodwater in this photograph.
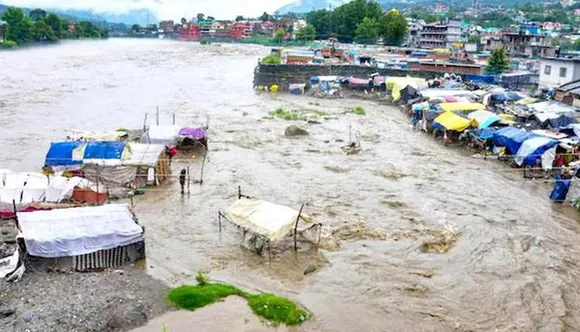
[3,39,580,331]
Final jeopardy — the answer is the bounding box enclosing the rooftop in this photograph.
[541,57,580,63]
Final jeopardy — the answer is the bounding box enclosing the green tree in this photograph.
[573,38,580,51]
[197,13,205,21]
[29,8,47,21]
[421,13,438,23]
[1,7,32,44]
[30,20,56,42]
[486,47,510,75]
[295,24,316,41]
[45,13,62,37]
[207,16,215,21]
[79,21,101,38]
[305,9,331,40]
[355,17,378,45]
[378,10,408,46]
[273,28,285,43]
[468,35,481,44]
[332,0,383,42]
[131,24,141,32]
[259,12,270,21]
[235,15,245,22]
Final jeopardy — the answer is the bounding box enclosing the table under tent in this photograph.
[218,188,322,256]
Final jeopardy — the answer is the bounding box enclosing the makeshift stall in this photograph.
[218,188,322,256]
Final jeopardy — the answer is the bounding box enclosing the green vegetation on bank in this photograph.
[166,272,309,326]
[1,7,108,49]
[349,107,366,115]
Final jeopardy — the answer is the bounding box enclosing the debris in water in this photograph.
[419,230,461,254]
[269,108,326,121]
[381,200,406,208]
[330,220,386,242]
[411,269,435,278]
[324,165,350,173]
[342,142,361,155]
[284,125,309,137]
[373,167,408,180]
[403,284,429,295]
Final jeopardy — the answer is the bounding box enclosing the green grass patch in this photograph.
[348,107,366,115]
[262,54,281,64]
[167,272,309,326]
[268,108,326,121]
[166,283,246,311]
[246,293,309,326]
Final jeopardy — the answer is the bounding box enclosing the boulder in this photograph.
[284,125,309,137]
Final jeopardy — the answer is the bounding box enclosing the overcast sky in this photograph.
[0,0,297,20]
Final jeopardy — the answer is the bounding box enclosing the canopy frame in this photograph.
[217,186,322,257]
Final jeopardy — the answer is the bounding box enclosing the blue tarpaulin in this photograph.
[550,174,571,202]
[465,74,495,84]
[478,127,499,140]
[492,127,538,154]
[514,136,558,166]
[45,141,83,167]
[83,141,126,160]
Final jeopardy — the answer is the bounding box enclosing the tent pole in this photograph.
[12,200,20,231]
[187,166,190,194]
[199,149,207,186]
[173,113,175,125]
[294,204,305,252]
[143,113,148,132]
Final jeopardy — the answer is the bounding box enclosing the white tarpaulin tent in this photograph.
[17,204,143,258]
[123,143,165,167]
[142,126,180,145]
[0,170,97,211]
[225,198,307,243]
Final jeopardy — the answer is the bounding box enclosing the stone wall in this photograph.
[253,64,462,90]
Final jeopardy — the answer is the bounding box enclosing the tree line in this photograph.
[305,0,408,45]
[1,7,108,48]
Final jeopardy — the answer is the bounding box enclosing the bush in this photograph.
[349,106,366,115]
[262,54,281,64]
[166,284,244,311]
[0,40,18,49]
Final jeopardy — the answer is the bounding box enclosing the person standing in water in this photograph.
[179,168,186,194]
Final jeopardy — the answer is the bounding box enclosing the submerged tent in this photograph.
[386,77,426,102]
[17,204,143,258]
[348,77,370,89]
[433,111,471,132]
[544,114,577,129]
[399,85,419,104]
[492,127,537,154]
[514,136,559,166]
[439,102,486,112]
[225,198,313,243]
[468,110,501,129]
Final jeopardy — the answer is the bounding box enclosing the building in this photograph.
[501,32,553,58]
[232,21,251,39]
[418,19,462,49]
[413,62,482,75]
[538,57,580,89]
[406,18,424,48]
[178,23,201,41]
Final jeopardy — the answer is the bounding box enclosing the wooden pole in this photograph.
[156,106,159,126]
[143,113,148,132]
[187,166,190,194]
[218,211,222,233]
[173,113,176,125]
[294,204,305,252]
[12,200,20,231]
[238,186,241,199]
[199,149,207,185]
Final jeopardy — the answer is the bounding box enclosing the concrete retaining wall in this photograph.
[253,64,462,90]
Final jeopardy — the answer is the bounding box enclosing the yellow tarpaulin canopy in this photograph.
[498,114,516,121]
[386,77,426,101]
[515,97,538,105]
[439,102,486,112]
[434,111,471,131]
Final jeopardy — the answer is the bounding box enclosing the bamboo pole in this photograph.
[294,204,305,252]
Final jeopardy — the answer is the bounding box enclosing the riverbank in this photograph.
[0,267,171,331]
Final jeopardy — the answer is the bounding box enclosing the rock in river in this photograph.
[285,125,309,137]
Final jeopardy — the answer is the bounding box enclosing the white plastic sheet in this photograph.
[17,204,143,258]
[226,198,303,243]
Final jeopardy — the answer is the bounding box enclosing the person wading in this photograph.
[179,168,187,194]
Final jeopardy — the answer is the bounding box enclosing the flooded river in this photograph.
[3,39,580,331]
